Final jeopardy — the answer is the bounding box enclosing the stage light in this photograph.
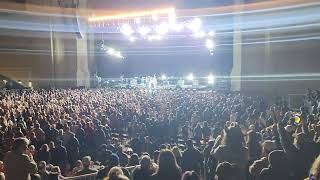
[156,22,169,35]
[187,18,202,32]
[193,31,206,38]
[161,74,167,80]
[121,24,134,36]
[107,48,115,55]
[186,73,194,81]
[147,36,153,41]
[205,39,215,49]
[152,15,158,21]
[138,26,151,36]
[129,36,136,42]
[135,17,141,24]
[207,74,215,84]
[147,35,163,41]
[208,31,216,37]
[171,23,184,32]
[168,12,176,25]
[114,51,123,58]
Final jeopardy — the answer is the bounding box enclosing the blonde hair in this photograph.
[310,155,320,177]
[103,167,128,180]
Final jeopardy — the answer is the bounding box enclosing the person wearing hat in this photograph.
[75,156,97,176]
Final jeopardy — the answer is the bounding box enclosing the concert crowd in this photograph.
[0,88,320,180]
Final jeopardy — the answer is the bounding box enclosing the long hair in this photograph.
[222,126,245,152]
[310,155,320,178]
[105,167,127,180]
[155,149,181,178]
[172,146,182,159]
[247,130,261,159]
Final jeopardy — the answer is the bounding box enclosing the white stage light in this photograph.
[121,24,134,36]
[138,26,151,36]
[147,36,153,41]
[147,35,162,41]
[129,36,136,42]
[107,48,115,55]
[152,15,158,21]
[207,74,215,84]
[171,23,184,32]
[208,31,216,37]
[186,73,194,81]
[114,51,123,58]
[205,39,215,49]
[187,18,202,32]
[135,17,141,24]
[161,74,167,80]
[168,12,176,25]
[156,22,169,35]
[193,31,206,38]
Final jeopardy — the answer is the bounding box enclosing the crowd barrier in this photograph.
[59,173,97,180]
[59,166,136,180]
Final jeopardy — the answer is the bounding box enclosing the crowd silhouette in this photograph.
[0,88,320,180]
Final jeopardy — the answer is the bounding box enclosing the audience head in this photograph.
[186,139,194,148]
[75,160,83,168]
[105,167,128,180]
[12,137,29,154]
[215,162,242,180]
[82,156,91,169]
[268,150,288,170]
[108,154,120,167]
[223,126,244,150]
[182,171,200,180]
[140,155,151,169]
[37,161,46,173]
[156,149,180,176]
[261,140,276,157]
[128,153,139,166]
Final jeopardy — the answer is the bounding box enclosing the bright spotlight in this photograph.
[171,23,184,32]
[161,74,167,80]
[138,26,151,36]
[135,17,141,24]
[107,48,115,55]
[193,31,206,38]
[208,31,215,37]
[207,74,215,84]
[152,15,158,21]
[156,22,169,35]
[120,24,134,36]
[187,18,202,32]
[205,39,215,49]
[168,12,176,25]
[148,35,162,41]
[129,36,136,42]
[114,51,123,58]
[186,73,194,81]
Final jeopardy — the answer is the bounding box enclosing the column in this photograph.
[230,0,243,91]
[76,0,90,87]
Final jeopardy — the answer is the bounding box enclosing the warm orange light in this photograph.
[88,7,175,22]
